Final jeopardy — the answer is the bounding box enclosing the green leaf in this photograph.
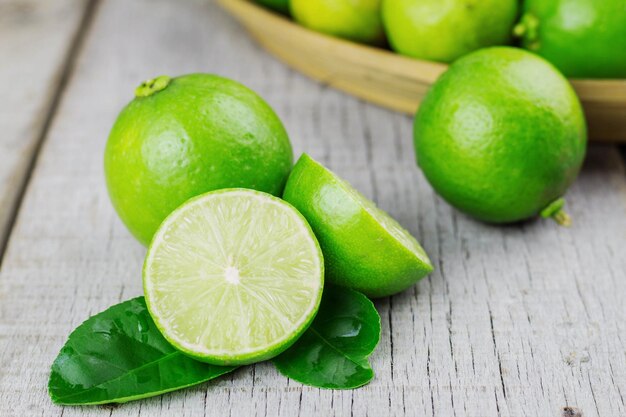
[49,297,236,405]
[272,286,381,389]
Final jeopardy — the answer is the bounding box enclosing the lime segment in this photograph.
[143,189,324,365]
[283,154,433,298]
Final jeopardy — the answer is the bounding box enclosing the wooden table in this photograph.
[1,1,624,416]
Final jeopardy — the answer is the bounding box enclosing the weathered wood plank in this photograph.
[0,0,93,254]
[0,0,624,416]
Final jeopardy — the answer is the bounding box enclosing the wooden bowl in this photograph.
[218,0,626,143]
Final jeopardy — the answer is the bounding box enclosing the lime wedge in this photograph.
[283,154,433,298]
[143,189,324,366]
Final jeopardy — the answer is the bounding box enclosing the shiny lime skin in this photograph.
[382,0,518,63]
[256,0,290,15]
[291,0,384,45]
[105,74,293,245]
[414,47,587,223]
[283,154,433,298]
[517,0,626,78]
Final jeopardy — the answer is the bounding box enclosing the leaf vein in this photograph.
[53,351,183,402]
[308,327,371,369]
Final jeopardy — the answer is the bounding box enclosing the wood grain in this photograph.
[0,0,93,255]
[217,0,626,143]
[0,0,625,416]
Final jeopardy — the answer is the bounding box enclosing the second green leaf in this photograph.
[273,286,381,389]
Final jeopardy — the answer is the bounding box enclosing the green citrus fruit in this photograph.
[515,0,626,78]
[143,189,324,366]
[256,0,290,15]
[414,47,587,224]
[283,154,433,298]
[382,0,518,63]
[290,0,384,45]
[105,74,293,246]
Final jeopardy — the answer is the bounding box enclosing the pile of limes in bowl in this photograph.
[259,0,626,78]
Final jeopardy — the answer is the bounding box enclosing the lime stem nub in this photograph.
[135,75,171,98]
[541,198,572,227]
[513,22,526,37]
[551,210,572,227]
[513,13,540,50]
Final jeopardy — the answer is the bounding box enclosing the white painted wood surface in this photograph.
[0,1,625,416]
[0,0,91,249]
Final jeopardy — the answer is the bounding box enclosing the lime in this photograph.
[515,0,626,78]
[282,154,433,298]
[290,0,384,45]
[414,47,587,224]
[256,0,290,15]
[382,0,518,63]
[143,189,324,366]
[105,74,293,246]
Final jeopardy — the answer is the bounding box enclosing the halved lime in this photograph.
[143,189,324,366]
[283,154,433,298]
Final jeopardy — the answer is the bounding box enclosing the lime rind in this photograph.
[143,189,324,365]
[303,154,433,271]
[513,13,541,50]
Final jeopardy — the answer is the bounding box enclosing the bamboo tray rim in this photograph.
[218,0,626,142]
[219,0,626,89]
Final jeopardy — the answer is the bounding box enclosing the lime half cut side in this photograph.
[143,189,324,366]
[283,154,433,298]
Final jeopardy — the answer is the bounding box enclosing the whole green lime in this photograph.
[516,0,626,78]
[382,0,518,63]
[105,74,293,245]
[414,47,587,224]
[290,0,384,45]
[256,0,290,15]
[283,154,433,298]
